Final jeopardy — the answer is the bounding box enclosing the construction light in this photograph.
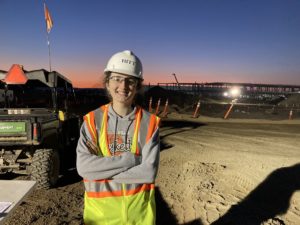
[230,87,241,97]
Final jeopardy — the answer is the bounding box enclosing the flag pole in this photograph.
[44,1,53,72]
[46,31,52,72]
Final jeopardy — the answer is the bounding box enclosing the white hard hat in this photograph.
[104,50,143,80]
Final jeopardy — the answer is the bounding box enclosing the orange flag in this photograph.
[44,3,53,33]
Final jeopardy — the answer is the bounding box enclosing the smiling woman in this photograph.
[76,50,161,225]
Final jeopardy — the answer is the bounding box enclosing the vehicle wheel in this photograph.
[31,149,60,189]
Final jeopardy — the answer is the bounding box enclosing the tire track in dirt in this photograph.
[159,159,227,224]
[159,120,300,224]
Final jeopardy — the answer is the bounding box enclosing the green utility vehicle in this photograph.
[0,65,80,189]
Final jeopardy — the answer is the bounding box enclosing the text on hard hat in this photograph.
[121,59,136,66]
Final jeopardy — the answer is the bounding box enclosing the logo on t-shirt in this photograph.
[107,132,132,155]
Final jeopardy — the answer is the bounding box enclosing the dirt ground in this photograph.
[3,113,300,225]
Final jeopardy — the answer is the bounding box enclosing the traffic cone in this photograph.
[162,99,169,118]
[192,100,201,118]
[155,98,161,115]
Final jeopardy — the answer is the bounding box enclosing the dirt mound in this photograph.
[278,93,300,107]
[144,86,196,108]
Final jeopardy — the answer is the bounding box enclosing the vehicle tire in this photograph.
[31,149,60,189]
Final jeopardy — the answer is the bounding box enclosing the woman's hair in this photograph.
[103,72,144,105]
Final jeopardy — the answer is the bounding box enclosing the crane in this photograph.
[172,73,181,90]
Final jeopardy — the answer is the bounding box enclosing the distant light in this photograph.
[230,87,241,97]
[223,92,228,97]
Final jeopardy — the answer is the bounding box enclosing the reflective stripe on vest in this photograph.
[84,179,154,198]
[83,111,97,144]
[99,104,111,156]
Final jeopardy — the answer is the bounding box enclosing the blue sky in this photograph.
[1,0,300,87]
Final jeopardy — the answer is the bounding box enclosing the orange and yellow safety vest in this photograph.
[82,104,160,225]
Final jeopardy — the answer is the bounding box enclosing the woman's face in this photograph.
[106,72,138,106]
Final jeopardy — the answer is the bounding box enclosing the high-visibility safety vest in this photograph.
[83,104,160,225]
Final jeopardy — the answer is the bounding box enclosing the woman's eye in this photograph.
[113,77,122,82]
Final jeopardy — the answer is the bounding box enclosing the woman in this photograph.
[76,50,160,225]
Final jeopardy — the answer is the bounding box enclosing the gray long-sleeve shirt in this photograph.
[76,105,160,184]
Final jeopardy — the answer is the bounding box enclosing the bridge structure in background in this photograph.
[156,82,300,96]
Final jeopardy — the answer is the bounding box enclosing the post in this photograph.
[155,98,161,115]
[224,102,234,119]
[162,99,169,118]
[46,34,52,72]
[148,97,152,113]
[289,109,293,120]
[192,100,201,118]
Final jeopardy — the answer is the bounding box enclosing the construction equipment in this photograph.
[172,73,181,89]
[0,65,80,189]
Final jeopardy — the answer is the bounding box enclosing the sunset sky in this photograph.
[1,0,300,88]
